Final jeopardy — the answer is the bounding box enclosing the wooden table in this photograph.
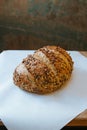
[0,51,87,128]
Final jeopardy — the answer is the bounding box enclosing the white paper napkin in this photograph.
[0,50,87,130]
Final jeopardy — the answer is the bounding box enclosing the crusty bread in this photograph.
[13,46,73,94]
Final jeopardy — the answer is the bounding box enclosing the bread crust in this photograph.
[13,46,73,94]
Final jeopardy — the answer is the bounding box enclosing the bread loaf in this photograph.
[13,46,73,94]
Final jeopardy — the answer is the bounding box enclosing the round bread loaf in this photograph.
[13,46,73,94]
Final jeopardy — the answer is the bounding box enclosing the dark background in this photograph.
[0,0,87,52]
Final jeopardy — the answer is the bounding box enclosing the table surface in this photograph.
[0,51,87,127]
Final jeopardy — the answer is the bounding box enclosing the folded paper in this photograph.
[0,51,87,130]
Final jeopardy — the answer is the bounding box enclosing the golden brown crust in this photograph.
[22,55,58,93]
[13,45,73,94]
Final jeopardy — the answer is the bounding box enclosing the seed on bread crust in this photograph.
[13,45,73,94]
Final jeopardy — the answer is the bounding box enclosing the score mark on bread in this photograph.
[13,46,73,94]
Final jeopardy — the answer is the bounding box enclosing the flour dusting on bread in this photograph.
[13,46,73,94]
